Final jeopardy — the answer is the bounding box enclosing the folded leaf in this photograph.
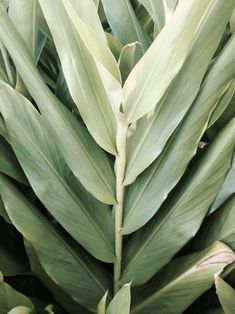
[0,83,115,263]
[132,242,235,314]
[0,173,111,312]
[121,117,235,286]
[122,34,235,235]
[122,0,218,123]
[215,275,235,314]
[0,6,116,204]
[124,0,235,185]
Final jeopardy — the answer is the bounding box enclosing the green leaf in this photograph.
[208,80,235,128]
[118,42,139,83]
[215,275,235,314]
[106,283,131,314]
[0,136,27,184]
[39,0,121,154]
[122,0,230,123]
[209,154,235,214]
[0,82,115,263]
[138,0,165,34]
[0,275,34,314]
[121,117,235,286]
[101,0,150,56]
[24,240,90,314]
[122,34,235,235]
[132,242,235,314]
[106,33,123,61]
[124,0,235,185]
[192,195,235,251]
[9,0,41,97]
[0,6,116,205]
[0,173,112,312]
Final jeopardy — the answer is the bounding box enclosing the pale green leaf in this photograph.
[0,173,111,312]
[230,8,235,33]
[101,0,150,56]
[215,275,235,314]
[7,307,34,314]
[118,42,139,83]
[122,0,226,123]
[106,283,131,314]
[124,0,235,185]
[121,118,235,286]
[209,154,235,214]
[69,0,106,42]
[138,0,165,34]
[208,80,235,128]
[132,242,235,314]
[122,34,235,235]
[0,82,115,263]
[39,0,121,154]
[0,6,116,204]
[0,277,34,314]
[106,32,123,61]
[98,291,108,314]
[192,195,235,251]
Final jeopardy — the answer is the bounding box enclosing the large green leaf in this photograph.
[7,307,34,314]
[192,195,235,251]
[39,0,121,154]
[0,5,116,205]
[124,0,234,185]
[0,273,35,314]
[101,0,150,56]
[0,136,27,184]
[106,283,131,314]
[132,242,235,314]
[209,154,235,214]
[0,82,115,262]
[122,34,235,235]
[215,275,235,314]
[0,173,111,312]
[121,117,235,286]
[24,240,89,314]
[122,0,218,123]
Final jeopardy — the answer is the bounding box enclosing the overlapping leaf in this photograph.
[0,82,115,263]
[132,242,235,313]
[0,5,116,204]
[121,117,235,286]
[122,0,218,123]
[0,173,111,312]
[122,34,235,235]
[215,275,235,314]
[124,0,235,185]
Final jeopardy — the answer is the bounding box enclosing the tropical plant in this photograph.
[0,0,235,313]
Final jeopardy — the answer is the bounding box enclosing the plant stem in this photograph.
[114,119,128,294]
